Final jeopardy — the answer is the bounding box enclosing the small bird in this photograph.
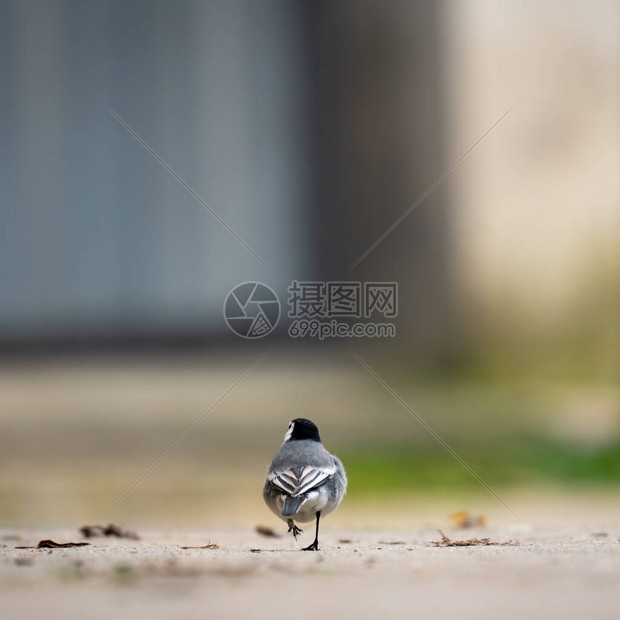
[263,418,347,551]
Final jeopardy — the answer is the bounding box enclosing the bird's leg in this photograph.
[301,512,321,551]
[287,519,303,540]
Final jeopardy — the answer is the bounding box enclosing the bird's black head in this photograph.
[283,418,321,443]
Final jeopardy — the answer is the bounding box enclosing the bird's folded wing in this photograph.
[269,464,336,497]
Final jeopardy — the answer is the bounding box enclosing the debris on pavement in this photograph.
[429,530,518,547]
[450,511,488,528]
[37,540,91,549]
[79,524,140,540]
[255,525,280,538]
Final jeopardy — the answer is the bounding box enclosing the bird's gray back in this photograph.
[269,440,335,471]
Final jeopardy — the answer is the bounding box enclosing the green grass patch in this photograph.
[340,437,620,495]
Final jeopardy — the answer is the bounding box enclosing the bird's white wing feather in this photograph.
[269,464,336,497]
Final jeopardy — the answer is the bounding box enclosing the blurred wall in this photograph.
[307,0,457,360]
[446,0,620,375]
[1,0,453,353]
[1,0,617,375]
[0,0,309,343]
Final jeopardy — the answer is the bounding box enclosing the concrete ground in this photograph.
[2,526,619,619]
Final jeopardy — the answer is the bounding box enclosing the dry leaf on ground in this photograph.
[80,524,140,540]
[450,511,487,528]
[255,525,280,538]
[37,540,91,549]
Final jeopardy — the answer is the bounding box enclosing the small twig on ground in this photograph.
[429,530,518,547]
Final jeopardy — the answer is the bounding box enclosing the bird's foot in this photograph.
[287,522,303,540]
[301,540,319,551]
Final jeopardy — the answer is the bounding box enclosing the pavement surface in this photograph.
[2,526,620,619]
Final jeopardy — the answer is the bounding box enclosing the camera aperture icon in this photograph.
[224,282,280,339]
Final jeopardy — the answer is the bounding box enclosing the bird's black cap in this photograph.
[286,418,321,443]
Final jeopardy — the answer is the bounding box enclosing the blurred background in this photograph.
[0,0,618,529]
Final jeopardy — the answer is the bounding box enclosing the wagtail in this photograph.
[263,418,347,551]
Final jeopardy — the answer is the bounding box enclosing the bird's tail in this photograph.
[282,495,306,517]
